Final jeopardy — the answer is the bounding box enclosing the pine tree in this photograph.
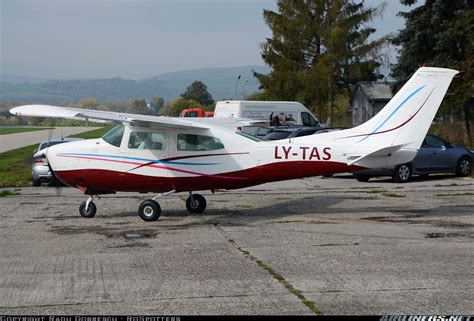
[255,0,385,126]
[392,0,473,144]
[181,81,214,106]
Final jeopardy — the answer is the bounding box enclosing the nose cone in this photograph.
[45,144,61,172]
[45,139,88,187]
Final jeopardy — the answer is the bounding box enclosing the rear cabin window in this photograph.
[177,134,225,151]
[128,131,166,150]
[102,125,125,147]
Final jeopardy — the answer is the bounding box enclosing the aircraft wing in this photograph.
[9,104,210,129]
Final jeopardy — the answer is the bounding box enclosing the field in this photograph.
[0,126,112,187]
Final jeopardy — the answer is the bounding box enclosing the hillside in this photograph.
[0,65,269,104]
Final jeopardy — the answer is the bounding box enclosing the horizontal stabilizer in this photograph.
[347,144,408,167]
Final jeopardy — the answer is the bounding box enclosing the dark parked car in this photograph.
[32,138,83,186]
[352,134,473,183]
[256,126,344,141]
[262,126,323,141]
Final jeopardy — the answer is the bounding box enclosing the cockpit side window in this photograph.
[102,125,125,147]
[177,134,225,151]
[128,131,167,150]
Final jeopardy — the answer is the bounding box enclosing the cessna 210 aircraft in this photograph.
[10,67,458,222]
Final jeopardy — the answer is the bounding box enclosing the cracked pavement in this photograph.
[0,174,473,314]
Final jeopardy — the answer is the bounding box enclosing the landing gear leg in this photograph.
[79,195,98,218]
[186,192,207,214]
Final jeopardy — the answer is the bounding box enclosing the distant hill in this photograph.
[0,73,51,84]
[0,65,270,104]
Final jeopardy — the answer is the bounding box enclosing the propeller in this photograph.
[44,126,64,196]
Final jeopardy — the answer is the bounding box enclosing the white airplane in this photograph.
[10,67,458,221]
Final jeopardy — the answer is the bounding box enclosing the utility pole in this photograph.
[235,75,241,100]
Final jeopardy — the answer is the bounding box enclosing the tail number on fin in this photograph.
[274,146,331,161]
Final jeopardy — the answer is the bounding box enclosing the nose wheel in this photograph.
[79,199,97,218]
[186,193,207,214]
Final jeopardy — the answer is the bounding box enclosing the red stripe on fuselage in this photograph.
[57,154,246,179]
[54,161,362,193]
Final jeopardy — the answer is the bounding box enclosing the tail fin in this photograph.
[343,67,458,150]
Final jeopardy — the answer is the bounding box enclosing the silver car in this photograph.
[32,138,83,186]
[352,134,473,183]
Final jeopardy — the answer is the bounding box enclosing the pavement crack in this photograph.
[213,223,322,315]
[0,293,270,310]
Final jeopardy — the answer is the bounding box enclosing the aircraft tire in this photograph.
[186,194,206,214]
[79,201,97,218]
[138,199,161,221]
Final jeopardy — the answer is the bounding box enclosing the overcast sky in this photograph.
[1,0,417,80]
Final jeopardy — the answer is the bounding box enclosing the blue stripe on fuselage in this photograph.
[57,152,220,166]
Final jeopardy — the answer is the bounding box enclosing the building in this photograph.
[348,82,393,126]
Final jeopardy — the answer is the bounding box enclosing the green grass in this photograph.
[436,192,474,197]
[0,126,112,187]
[0,144,37,187]
[381,192,406,198]
[0,190,20,197]
[365,189,386,194]
[0,127,53,135]
[68,125,112,139]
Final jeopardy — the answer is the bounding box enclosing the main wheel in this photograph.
[354,174,371,182]
[392,164,412,183]
[455,156,471,177]
[186,194,207,214]
[138,199,161,221]
[32,178,41,187]
[79,201,97,218]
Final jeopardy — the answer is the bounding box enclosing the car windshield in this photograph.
[263,131,291,141]
[38,141,66,151]
[236,131,262,142]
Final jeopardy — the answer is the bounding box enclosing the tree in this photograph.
[151,96,165,112]
[392,0,473,145]
[166,98,200,117]
[127,99,148,114]
[255,0,385,126]
[246,91,269,101]
[78,98,98,109]
[181,81,214,105]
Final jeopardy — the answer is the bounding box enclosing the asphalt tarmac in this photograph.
[0,175,473,315]
[0,127,100,153]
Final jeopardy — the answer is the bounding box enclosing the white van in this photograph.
[214,100,320,127]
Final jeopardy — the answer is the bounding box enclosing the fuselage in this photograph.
[46,124,364,194]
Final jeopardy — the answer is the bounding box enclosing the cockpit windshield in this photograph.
[102,125,125,147]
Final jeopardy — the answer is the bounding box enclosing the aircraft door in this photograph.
[122,129,169,180]
[419,135,451,171]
